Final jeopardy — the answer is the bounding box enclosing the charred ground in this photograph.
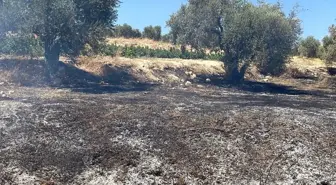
[0,81,335,184]
[0,57,335,184]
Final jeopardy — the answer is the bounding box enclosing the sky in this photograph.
[116,0,336,40]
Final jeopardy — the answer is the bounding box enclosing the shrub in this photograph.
[81,43,119,57]
[92,44,224,60]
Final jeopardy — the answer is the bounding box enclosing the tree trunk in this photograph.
[227,65,245,83]
[224,54,246,83]
[44,40,60,75]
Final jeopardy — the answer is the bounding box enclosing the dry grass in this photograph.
[106,37,178,50]
[289,56,327,69]
[269,57,335,91]
[0,53,334,91]
[77,56,224,82]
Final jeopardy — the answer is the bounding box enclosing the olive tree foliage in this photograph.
[0,0,119,71]
[143,26,162,41]
[167,0,301,82]
[323,25,336,66]
[114,24,142,38]
[298,36,321,58]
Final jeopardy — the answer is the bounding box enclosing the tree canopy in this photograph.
[298,36,321,58]
[167,0,301,81]
[0,0,119,70]
[324,25,336,66]
[143,26,162,41]
[114,24,142,38]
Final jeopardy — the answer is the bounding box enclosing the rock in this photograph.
[185,81,192,86]
[190,74,197,80]
[197,85,204,88]
[206,78,211,83]
[167,74,180,83]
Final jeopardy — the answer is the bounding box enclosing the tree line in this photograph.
[112,24,171,42]
[296,26,336,66]
[0,0,335,82]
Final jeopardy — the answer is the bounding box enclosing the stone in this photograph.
[185,81,192,86]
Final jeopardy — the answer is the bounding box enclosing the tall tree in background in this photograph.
[0,0,119,73]
[143,26,162,41]
[167,0,301,82]
[298,36,321,58]
[114,24,142,38]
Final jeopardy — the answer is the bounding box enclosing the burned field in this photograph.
[0,83,335,185]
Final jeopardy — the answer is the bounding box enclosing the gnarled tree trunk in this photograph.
[44,39,61,75]
[224,53,248,83]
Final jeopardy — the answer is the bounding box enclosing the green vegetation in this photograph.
[0,34,44,58]
[0,0,119,72]
[167,0,301,82]
[143,26,162,41]
[323,25,336,66]
[113,24,142,38]
[82,43,223,60]
[0,0,334,83]
[294,25,336,66]
[298,36,321,58]
[112,24,164,41]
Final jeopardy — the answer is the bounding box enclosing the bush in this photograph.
[91,44,224,60]
[0,34,44,57]
[81,43,119,57]
[298,36,321,58]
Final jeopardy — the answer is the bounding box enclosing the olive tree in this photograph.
[324,25,336,66]
[114,24,142,38]
[143,26,162,41]
[298,36,321,58]
[0,0,119,72]
[167,0,301,82]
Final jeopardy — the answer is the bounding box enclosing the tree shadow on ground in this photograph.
[327,67,336,76]
[0,59,157,94]
[196,74,333,97]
